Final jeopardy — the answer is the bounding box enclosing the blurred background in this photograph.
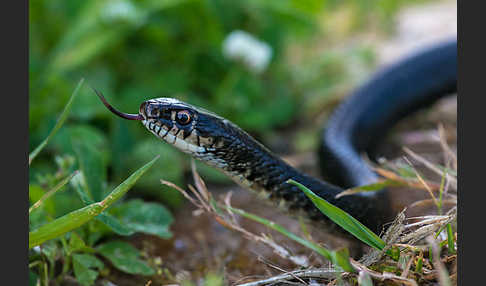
[29,0,456,283]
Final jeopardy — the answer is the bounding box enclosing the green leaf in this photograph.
[203,272,224,286]
[52,124,109,155]
[72,253,104,286]
[287,179,386,252]
[100,156,160,206]
[29,156,159,248]
[29,203,104,249]
[336,179,404,198]
[74,142,106,201]
[68,232,94,254]
[96,212,135,236]
[70,173,135,236]
[29,78,84,165]
[395,165,417,178]
[415,256,423,273]
[97,241,155,275]
[69,232,86,253]
[70,172,95,205]
[349,180,403,192]
[331,248,354,272]
[29,184,55,216]
[111,199,173,238]
[29,270,38,286]
[447,224,455,254]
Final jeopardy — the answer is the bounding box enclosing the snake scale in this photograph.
[95,39,457,234]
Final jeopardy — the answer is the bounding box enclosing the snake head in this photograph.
[139,98,236,156]
[96,90,265,169]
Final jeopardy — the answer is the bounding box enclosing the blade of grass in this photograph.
[70,172,135,236]
[402,157,439,207]
[29,156,159,248]
[29,203,104,249]
[437,166,447,215]
[415,255,423,273]
[99,155,159,207]
[226,205,332,259]
[29,78,84,165]
[287,179,387,253]
[446,224,455,254]
[29,170,79,214]
[336,179,404,198]
[403,147,457,188]
[225,205,354,272]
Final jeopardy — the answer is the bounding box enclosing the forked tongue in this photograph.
[92,88,143,120]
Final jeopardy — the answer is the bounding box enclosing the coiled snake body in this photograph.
[96,40,457,234]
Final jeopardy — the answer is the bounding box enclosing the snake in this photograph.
[94,39,457,235]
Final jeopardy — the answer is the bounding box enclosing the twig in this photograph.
[256,257,309,285]
[403,156,438,206]
[403,147,457,190]
[236,268,341,286]
[351,259,418,286]
[160,179,203,209]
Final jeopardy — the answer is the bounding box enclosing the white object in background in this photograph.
[33,246,41,253]
[101,0,141,25]
[222,30,273,74]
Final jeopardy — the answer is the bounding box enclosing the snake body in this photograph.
[97,39,457,234]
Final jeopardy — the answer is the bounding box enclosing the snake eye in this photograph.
[176,110,192,125]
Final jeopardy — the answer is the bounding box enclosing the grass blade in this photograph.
[29,78,84,165]
[336,179,403,198]
[29,203,104,249]
[226,205,354,272]
[287,179,386,252]
[29,156,159,248]
[29,170,79,214]
[99,155,159,207]
[446,224,455,254]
